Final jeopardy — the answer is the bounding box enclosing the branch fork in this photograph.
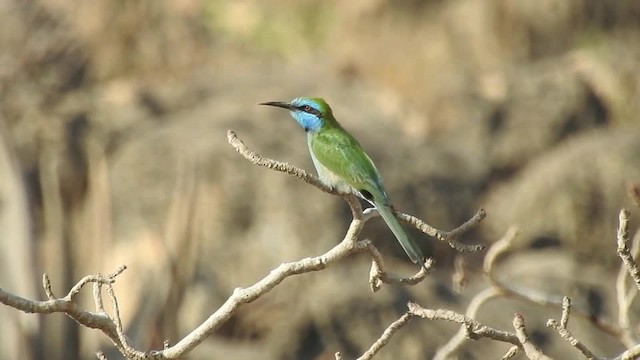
[0,130,487,360]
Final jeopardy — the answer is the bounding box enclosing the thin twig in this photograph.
[93,282,105,314]
[616,226,640,347]
[546,297,598,359]
[105,282,139,358]
[617,209,640,291]
[42,273,54,300]
[357,313,414,360]
[502,346,520,359]
[396,210,486,252]
[408,302,520,346]
[433,287,504,360]
[0,266,134,358]
[513,313,553,360]
[452,254,467,293]
[357,239,433,292]
[615,344,640,360]
[227,130,340,195]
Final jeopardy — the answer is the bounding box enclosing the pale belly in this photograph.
[307,137,354,194]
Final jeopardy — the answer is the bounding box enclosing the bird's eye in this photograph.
[302,105,312,112]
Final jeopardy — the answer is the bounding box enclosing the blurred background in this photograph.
[1,0,639,359]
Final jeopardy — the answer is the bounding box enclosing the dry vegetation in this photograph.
[1,0,640,359]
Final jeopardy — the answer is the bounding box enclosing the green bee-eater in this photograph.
[260,97,425,265]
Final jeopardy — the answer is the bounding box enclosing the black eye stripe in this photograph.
[299,105,321,116]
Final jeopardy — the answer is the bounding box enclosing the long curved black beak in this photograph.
[259,101,296,111]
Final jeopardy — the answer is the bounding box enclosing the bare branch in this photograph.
[452,254,467,293]
[229,130,485,252]
[0,266,136,358]
[485,227,565,305]
[365,301,535,360]
[66,266,126,302]
[93,282,106,314]
[546,297,598,359]
[42,273,54,300]
[617,209,640,290]
[560,296,570,329]
[616,345,640,360]
[105,280,139,358]
[484,226,518,274]
[616,225,640,347]
[157,216,365,358]
[227,129,341,196]
[357,313,414,360]
[629,183,640,207]
[433,287,504,360]
[513,313,552,360]
[396,209,486,252]
[1,130,488,360]
[357,239,433,291]
[408,302,520,346]
[502,346,520,359]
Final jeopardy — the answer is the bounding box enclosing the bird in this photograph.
[260,97,425,265]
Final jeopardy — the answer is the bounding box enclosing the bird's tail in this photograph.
[375,203,424,264]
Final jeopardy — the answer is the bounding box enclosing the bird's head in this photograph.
[260,97,333,132]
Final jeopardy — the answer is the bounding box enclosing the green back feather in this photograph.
[306,102,423,264]
[309,124,389,203]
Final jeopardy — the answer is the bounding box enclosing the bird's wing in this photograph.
[311,127,424,264]
[309,127,389,202]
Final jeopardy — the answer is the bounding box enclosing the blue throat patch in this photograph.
[291,110,322,132]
